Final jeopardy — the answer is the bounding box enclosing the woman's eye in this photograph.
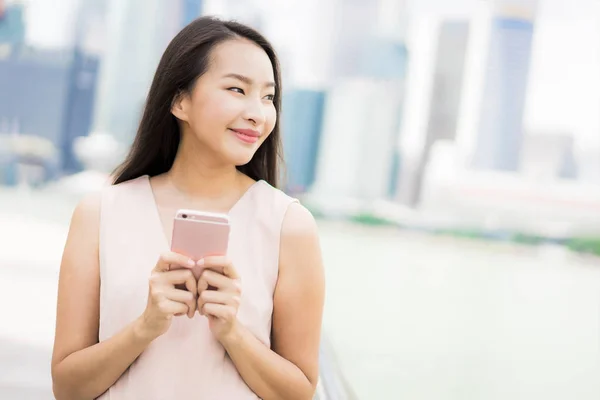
[228,87,244,94]
[264,94,275,101]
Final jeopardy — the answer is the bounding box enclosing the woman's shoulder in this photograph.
[254,181,317,237]
[255,179,297,206]
[108,174,148,191]
[67,175,150,228]
[99,174,149,203]
[281,202,318,240]
[68,191,102,243]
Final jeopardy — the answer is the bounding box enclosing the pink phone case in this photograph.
[170,209,230,280]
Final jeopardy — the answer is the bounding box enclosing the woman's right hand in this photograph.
[137,252,198,340]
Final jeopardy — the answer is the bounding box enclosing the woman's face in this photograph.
[172,38,277,167]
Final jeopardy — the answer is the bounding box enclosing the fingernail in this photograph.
[196,259,205,266]
[188,259,195,267]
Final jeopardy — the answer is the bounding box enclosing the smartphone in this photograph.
[170,209,231,280]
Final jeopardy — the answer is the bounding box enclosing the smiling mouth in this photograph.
[230,129,259,144]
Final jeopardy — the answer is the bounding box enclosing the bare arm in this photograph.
[51,195,197,400]
[50,194,154,400]
[221,203,325,400]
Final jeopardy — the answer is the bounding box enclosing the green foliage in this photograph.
[565,238,600,257]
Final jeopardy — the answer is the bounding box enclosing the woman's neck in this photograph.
[166,149,242,201]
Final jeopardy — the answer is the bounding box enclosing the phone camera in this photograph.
[182,214,188,219]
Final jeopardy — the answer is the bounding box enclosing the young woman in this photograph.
[51,16,325,400]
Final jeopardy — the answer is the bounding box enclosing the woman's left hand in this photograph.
[196,256,242,343]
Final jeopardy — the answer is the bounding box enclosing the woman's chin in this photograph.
[228,150,257,167]
[221,137,260,166]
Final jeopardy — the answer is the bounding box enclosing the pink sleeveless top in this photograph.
[97,175,297,399]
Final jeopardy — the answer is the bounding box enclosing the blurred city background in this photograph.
[1,0,599,399]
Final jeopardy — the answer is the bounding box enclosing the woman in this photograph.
[51,16,325,400]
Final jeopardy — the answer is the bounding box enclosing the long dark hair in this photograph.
[112,16,283,187]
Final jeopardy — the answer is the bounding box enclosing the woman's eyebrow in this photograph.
[222,73,275,88]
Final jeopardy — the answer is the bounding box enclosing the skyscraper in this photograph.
[58,0,107,173]
[425,22,470,147]
[397,15,474,205]
[181,0,203,26]
[0,1,103,179]
[281,89,326,194]
[576,145,600,184]
[457,0,538,172]
[60,49,100,173]
[399,20,470,205]
[521,131,578,180]
[91,0,195,145]
[308,0,409,207]
[0,2,25,46]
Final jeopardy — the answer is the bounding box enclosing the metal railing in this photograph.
[314,336,357,400]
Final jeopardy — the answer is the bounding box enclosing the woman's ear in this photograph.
[171,91,190,122]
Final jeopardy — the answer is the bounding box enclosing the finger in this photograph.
[197,290,240,315]
[199,256,240,280]
[201,303,237,321]
[154,252,195,273]
[158,269,196,286]
[197,274,209,294]
[165,288,197,318]
[183,271,197,298]
[160,299,189,317]
[199,269,239,292]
